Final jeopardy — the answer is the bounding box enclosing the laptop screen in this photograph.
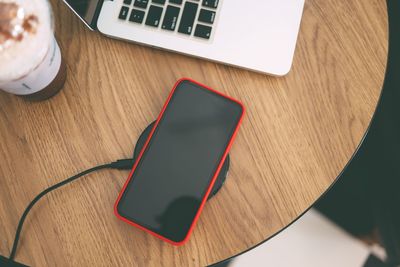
[64,0,102,29]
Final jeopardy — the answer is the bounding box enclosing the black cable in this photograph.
[8,159,135,261]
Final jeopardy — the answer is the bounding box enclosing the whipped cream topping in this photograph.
[0,0,52,82]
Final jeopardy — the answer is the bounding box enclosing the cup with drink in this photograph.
[0,0,66,101]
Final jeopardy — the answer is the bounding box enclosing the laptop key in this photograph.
[118,6,130,20]
[124,0,133,5]
[198,9,215,24]
[129,9,145,23]
[202,0,218,9]
[134,0,149,9]
[145,5,163,27]
[152,0,166,4]
[162,5,180,31]
[169,0,182,4]
[194,24,212,39]
[178,2,198,35]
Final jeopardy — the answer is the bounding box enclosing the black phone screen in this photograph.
[116,80,243,243]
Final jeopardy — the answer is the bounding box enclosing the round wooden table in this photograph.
[0,0,388,266]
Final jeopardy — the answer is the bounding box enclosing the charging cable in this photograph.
[6,159,135,262]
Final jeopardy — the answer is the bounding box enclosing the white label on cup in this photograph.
[0,36,62,95]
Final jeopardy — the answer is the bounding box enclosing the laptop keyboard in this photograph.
[118,0,219,40]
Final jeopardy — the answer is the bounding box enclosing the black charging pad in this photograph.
[133,121,230,200]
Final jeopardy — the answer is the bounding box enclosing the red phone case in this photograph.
[114,78,245,245]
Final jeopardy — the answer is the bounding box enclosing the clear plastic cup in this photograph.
[0,0,66,100]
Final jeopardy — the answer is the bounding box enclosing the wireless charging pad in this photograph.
[133,121,230,200]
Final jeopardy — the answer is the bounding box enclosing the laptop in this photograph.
[63,0,305,76]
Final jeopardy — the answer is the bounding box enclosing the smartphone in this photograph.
[115,78,245,245]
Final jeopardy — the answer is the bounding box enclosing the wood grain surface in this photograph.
[0,0,388,266]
